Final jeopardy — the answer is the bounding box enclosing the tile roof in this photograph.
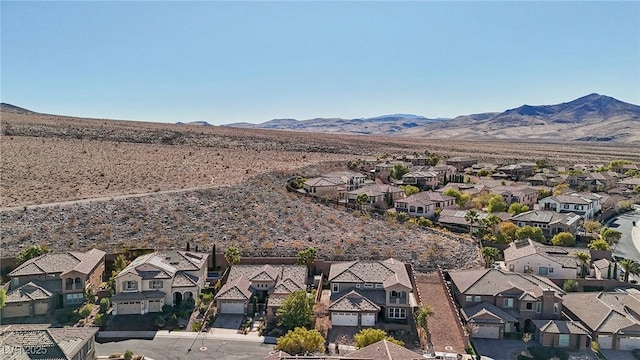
[328,258,411,289]
[304,177,344,187]
[562,292,640,334]
[345,339,424,360]
[504,239,582,269]
[511,210,581,226]
[593,258,612,272]
[491,185,539,196]
[5,281,53,303]
[399,191,454,205]
[438,209,511,226]
[531,320,590,335]
[172,272,199,287]
[448,269,564,298]
[462,302,517,323]
[328,290,380,312]
[348,184,403,197]
[117,250,207,282]
[9,249,105,277]
[0,325,98,360]
[214,276,252,301]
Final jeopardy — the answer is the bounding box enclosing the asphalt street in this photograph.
[96,336,274,360]
[608,206,640,262]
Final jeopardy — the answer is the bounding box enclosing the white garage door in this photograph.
[220,301,245,314]
[148,299,162,313]
[34,301,48,315]
[3,303,30,318]
[472,324,500,339]
[332,312,359,327]
[619,336,640,351]
[597,335,613,349]
[116,301,141,315]
[361,313,376,326]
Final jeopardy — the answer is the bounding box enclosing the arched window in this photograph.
[65,278,73,290]
[74,277,82,289]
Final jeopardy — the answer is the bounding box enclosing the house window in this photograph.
[526,302,533,310]
[391,291,400,297]
[149,280,163,289]
[12,278,19,287]
[563,204,570,209]
[474,296,481,303]
[503,298,514,308]
[553,303,559,314]
[66,293,83,304]
[66,278,74,290]
[558,334,569,347]
[466,296,473,303]
[75,277,82,289]
[123,281,138,291]
[549,268,554,273]
[524,266,531,273]
[509,264,515,272]
[364,283,373,288]
[539,267,548,275]
[332,283,339,293]
[536,303,541,313]
[375,284,382,288]
[388,308,406,319]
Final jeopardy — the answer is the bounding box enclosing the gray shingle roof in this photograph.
[214,276,252,301]
[448,269,564,298]
[328,258,411,289]
[328,290,380,312]
[462,302,517,323]
[504,239,582,269]
[531,320,590,335]
[0,325,98,360]
[344,339,424,360]
[9,249,105,277]
[511,210,581,226]
[5,282,53,303]
[562,292,640,334]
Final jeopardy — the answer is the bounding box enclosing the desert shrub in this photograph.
[109,353,122,359]
[192,321,202,332]
[93,313,104,326]
[79,304,94,318]
[124,350,133,360]
[100,298,110,313]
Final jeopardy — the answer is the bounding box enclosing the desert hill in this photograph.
[225,94,640,142]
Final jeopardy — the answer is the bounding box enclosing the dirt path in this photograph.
[415,272,467,354]
[0,185,223,212]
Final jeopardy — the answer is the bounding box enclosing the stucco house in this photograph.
[495,163,536,181]
[538,193,602,220]
[531,320,590,349]
[491,185,539,207]
[510,210,582,239]
[503,239,582,279]
[214,264,307,315]
[446,156,478,171]
[0,324,99,360]
[347,184,404,209]
[111,250,208,315]
[400,171,439,191]
[303,171,367,200]
[395,191,456,218]
[327,258,417,328]
[3,249,105,319]
[447,269,565,339]
[562,291,640,350]
[437,209,511,233]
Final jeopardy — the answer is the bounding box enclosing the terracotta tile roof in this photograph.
[328,258,411,289]
[0,325,98,360]
[9,248,105,277]
[531,320,590,335]
[5,281,53,303]
[345,339,423,360]
[328,290,380,312]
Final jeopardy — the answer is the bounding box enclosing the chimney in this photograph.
[541,288,556,319]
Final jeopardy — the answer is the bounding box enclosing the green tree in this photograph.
[495,222,519,244]
[481,247,501,267]
[124,349,133,360]
[508,203,530,215]
[515,226,545,243]
[83,287,96,304]
[563,279,579,292]
[574,252,591,278]
[414,305,434,339]
[296,247,318,265]
[588,238,611,251]
[619,259,640,283]
[275,327,325,355]
[276,290,315,330]
[464,209,479,236]
[390,163,409,180]
[224,246,241,266]
[600,227,622,245]
[354,328,404,349]
[583,221,602,236]
[400,185,420,196]
[538,188,553,200]
[443,188,470,208]
[535,158,552,170]
[17,245,50,264]
[551,232,576,247]
[477,215,501,239]
[486,195,507,213]
[355,193,369,210]
[0,288,6,309]
[428,153,440,166]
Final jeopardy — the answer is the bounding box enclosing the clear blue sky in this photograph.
[2,1,639,124]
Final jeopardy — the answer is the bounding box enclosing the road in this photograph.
[96,336,273,360]
[607,205,640,262]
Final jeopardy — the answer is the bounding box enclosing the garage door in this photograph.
[472,324,500,339]
[220,301,245,314]
[331,312,358,327]
[116,301,141,315]
[619,336,640,351]
[362,313,376,326]
[597,335,613,349]
[3,303,30,318]
[34,301,48,315]
[148,299,162,313]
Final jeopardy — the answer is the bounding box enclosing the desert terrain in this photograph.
[1,110,639,269]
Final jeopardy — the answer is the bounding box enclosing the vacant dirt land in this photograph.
[2,111,639,207]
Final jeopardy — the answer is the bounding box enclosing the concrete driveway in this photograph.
[472,339,531,360]
[600,349,637,360]
[213,314,244,330]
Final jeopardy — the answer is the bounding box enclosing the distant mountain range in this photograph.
[225,94,640,142]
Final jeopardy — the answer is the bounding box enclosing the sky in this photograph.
[1,1,639,125]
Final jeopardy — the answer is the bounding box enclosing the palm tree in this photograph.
[482,247,501,268]
[414,305,434,349]
[619,259,640,283]
[574,252,591,278]
[465,210,479,236]
[224,246,241,266]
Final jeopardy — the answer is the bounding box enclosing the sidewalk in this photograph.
[98,329,269,343]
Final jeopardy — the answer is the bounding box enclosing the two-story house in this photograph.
[446,157,478,172]
[447,269,565,339]
[491,185,539,208]
[395,191,456,218]
[214,264,308,315]
[111,250,208,315]
[347,184,404,209]
[0,324,99,360]
[503,239,583,279]
[327,258,417,329]
[510,210,582,239]
[495,163,536,181]
[400,171,439,191]
[303,171,368,200]
[2,249,105,319]
[538,193,602,220]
